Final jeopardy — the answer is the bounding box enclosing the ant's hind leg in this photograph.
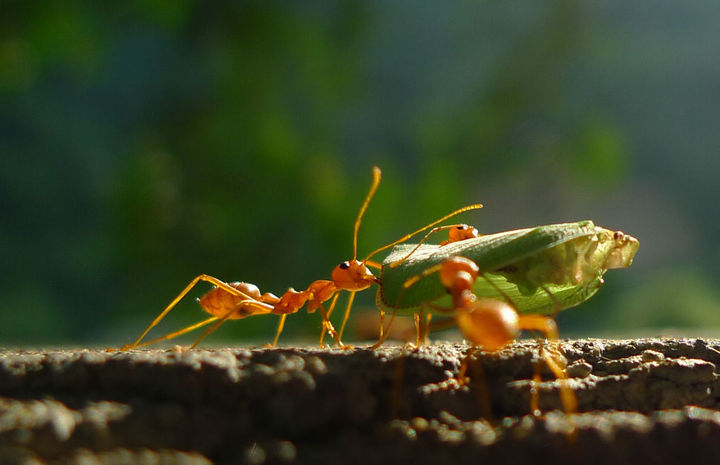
[117,274,257,351]
[318,294,341,346]
[318,301,352,350]
[121,316,219,351]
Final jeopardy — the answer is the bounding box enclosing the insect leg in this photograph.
[189,311,238,349]
[466,350,493,419]
[538,284,578,413]
[318,293,340,346]
[541,345,577,414]
[272,314,287,347]
[119,274,258,350]
[411,306,431,348]
[370,306,398,350]
[316,301,348,349]
[125,316,219,350]
[187,299,275,349]
[413,310,422,347]
[423,312,432,344]
[517,314,576,416]
[378,308,386,342]
[337,291,356,342]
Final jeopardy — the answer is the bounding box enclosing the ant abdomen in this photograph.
[199,282,266,319]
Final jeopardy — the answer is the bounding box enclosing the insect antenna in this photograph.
[389,224,468,268]
[363,203,483,263]
[352,166,382,260]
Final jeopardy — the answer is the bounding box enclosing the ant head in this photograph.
[455,299,519,351]
[448,224,480,243]
[331,259,377,291]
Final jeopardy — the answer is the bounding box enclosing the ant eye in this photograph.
[457,225,466,230]
[339,261,350,269]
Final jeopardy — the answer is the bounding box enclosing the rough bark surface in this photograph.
[1,338,720,464]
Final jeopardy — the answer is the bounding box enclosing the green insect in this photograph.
[376,222,638,418]
[378,220,639,323]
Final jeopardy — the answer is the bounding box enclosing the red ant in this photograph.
[389,255,577,416]
[113,167,482,351]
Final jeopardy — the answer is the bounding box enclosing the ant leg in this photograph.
[378,308,386,342]
[541,345,577,413]
[272,314,287,347]
[456,346,494,419]
[318,293,340,346]
[337,291,356,342]
[317,302,347,349]
[539,284,577,412]
[412,306,426,348]
[370,307,397,350]
[110,316,219,351]
[457,344,481,386]
[530,350,544,416]
[517,315,558,339]
[413,312,421,348]
[187,298,276,349]
[189,311,239,349]
[120,274,258,350]
[517,314,576,415]
[467,351,494,419]
[423,312,432,344]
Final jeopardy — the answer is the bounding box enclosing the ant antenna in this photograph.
[363,203,483,262]
[353,166,382,260]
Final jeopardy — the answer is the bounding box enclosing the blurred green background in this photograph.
[2,1,719,347]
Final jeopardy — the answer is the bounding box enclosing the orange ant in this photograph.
[114,167,483,351]
[388,256,577,416]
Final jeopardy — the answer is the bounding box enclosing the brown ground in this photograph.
[1,338,720,464]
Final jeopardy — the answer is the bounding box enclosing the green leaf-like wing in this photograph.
[379,221,639,315]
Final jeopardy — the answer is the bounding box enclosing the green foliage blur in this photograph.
[2,1,719,346]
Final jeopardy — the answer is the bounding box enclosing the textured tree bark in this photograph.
[1,338,719,464]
